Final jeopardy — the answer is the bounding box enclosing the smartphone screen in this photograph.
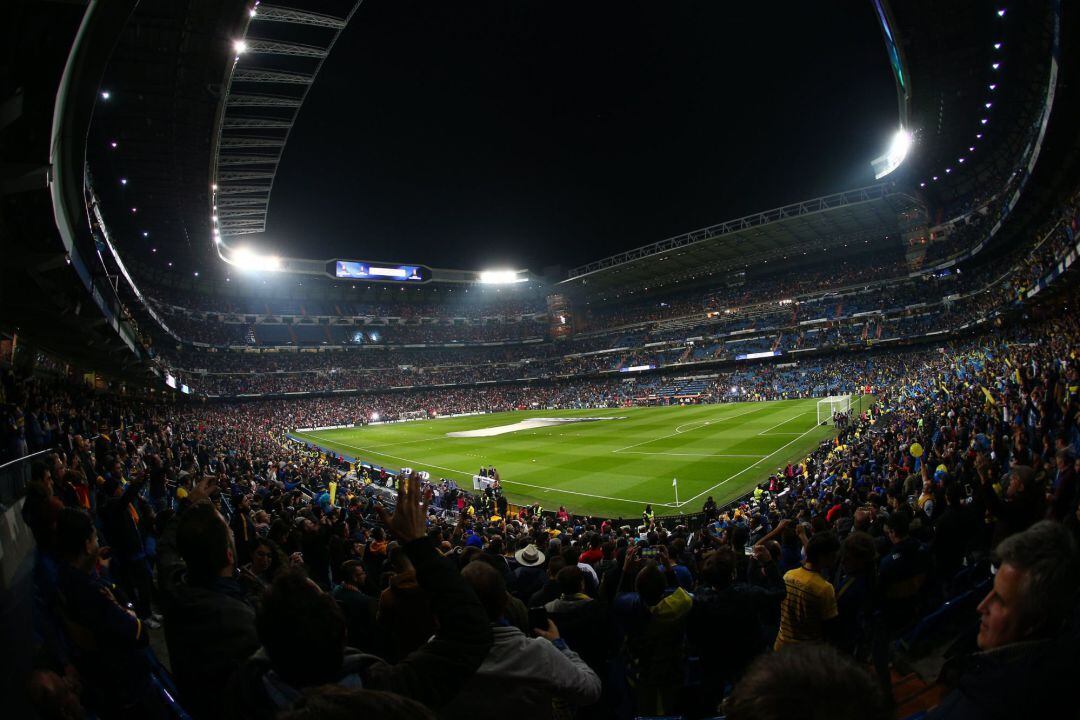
[528,606,549,631]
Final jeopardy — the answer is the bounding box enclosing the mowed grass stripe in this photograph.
[295,399,841,517]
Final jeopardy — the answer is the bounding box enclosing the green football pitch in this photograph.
[293,397,868,519]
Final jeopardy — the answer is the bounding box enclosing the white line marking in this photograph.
[302,433,675,508]
[677,422,829,508]
[757,409,815,435]
[364,436,447,449]
[674,420,711,433]
[612,403,768,453]
[617,450,764,458]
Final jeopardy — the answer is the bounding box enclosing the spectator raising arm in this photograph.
[362,473,494,706]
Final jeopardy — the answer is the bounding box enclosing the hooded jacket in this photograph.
[438,624,601,720]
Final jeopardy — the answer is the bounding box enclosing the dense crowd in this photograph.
[149,287,548,319]
[6,275,1080,718]
[143,189,1080,399]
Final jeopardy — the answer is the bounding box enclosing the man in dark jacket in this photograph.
[100,467,154,623]
[227,473,492,717]
[689,545,785,714]
[976,457,1043,547]
[332,559,377,652]
[931,483,973,584]
[55,508,159,717]
[928,521,1079,719]
[544,565,607,673]
[157,478,260,720]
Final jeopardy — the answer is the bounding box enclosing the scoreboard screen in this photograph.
[331,261,431,283]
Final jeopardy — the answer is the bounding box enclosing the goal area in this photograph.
[816,394,852,425]
[401,410,428,422]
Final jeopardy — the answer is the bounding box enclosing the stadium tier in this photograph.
[3,1,1079,719]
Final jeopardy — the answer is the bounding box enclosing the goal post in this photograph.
[400,410,428,422]
[816,394,852,426]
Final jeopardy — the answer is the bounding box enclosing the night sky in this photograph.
[266,0,897,273]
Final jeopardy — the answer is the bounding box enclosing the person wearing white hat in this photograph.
[515,543,546,567]
[512,543,547,602]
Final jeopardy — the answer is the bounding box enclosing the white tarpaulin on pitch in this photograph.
[446,416,622,438]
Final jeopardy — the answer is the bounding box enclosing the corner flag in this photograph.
[673,477,679,507]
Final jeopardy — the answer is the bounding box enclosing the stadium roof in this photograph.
[887,0,1060,205]
[210,1,363,239]
[83,0,1059,291]
[559,184,925,296]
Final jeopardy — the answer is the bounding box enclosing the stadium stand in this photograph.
[3,0,1079,718]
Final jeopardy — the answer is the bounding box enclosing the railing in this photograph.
[0,448,54,509]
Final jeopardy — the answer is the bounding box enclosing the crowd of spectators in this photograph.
[141,189,1080,399]
[7,277,1080,718]
[148,287,548,320]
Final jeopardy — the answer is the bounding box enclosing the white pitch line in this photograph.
[303,433,675,508]
[674,419,712,434]
[500,479,676,508]
[676,421,828,508]
[617,450,764,458]
[612,403,768,453]
[305,433,474,478]
[757,409,816,435]
[364,436,448,450]
[296,431,442,451]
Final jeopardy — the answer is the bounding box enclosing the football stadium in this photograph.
[2,1,1079,719]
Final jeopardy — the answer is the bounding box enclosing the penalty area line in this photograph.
[757,409,816,435]
[617,450,764,458]
[612,403,770,454]
[676,421,828,508]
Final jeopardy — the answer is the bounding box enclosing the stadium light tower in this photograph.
[220,244,282,272]
[478,269,527,284]
[871,127,913,180]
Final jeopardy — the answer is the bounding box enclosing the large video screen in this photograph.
[332,261,430,282]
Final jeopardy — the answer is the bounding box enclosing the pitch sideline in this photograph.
[301,432,678,509]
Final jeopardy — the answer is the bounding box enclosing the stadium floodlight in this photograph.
[478,269,527,284]
[234,39,248,55]
[222,245,282,272]
[100,90,110,100]
[371,412,380,422]
[870,127,913,180]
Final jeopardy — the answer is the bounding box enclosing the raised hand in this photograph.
[377,472,427,542]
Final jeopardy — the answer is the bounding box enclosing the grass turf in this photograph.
[293,397,868,519]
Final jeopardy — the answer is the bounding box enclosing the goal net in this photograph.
[816,394,852,426]
[401,410,428,422]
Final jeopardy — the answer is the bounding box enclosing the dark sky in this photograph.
[266,0,897,273]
